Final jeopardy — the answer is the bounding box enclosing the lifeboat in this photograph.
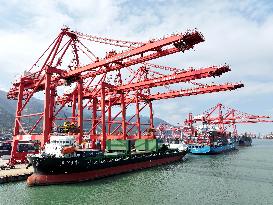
[61,146,76,154]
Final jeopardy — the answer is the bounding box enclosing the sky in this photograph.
[0,0,273,135]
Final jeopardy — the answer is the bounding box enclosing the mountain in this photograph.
[0,90,45,133]
[0,90,18,132]
[0,106,14,132]
[0,90,170,134]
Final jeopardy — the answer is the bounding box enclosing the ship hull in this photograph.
[238,141,252,146]
[238,138,252,146]
[189,142,236,154]
[27,151,186,186]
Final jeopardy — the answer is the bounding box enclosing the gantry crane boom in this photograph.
[65,30,204,78]
[116,65,230,91]
[59,83,245,112]
[59,65,233,101]
[147,83,244,101]
[7,29,204,98]
[110,83,244,104]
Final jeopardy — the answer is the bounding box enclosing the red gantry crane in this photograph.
[7,27,243,164]
[156,124,182,140]
[185,103,273,137]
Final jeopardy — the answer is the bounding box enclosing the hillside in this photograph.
[0,90,44,133]
[0,90,19,132]
[0,90,170,134]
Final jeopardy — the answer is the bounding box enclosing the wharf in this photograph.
[0,159,33,184]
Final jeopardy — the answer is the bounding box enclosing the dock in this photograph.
[0,159,33,184]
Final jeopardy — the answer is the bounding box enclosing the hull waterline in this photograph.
[27,151,186,186]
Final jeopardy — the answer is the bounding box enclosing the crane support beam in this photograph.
[42,72,51,146]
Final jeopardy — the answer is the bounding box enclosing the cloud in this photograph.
[153,99,193,123]
[0,0,273,134]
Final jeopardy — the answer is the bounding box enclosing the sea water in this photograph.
[1,139,273,205]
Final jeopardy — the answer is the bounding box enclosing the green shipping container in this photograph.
[135,139,158,152]
[106,140,130,152]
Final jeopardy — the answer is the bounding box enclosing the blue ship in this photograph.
[184,127,237,154]
[188,141,236,154]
